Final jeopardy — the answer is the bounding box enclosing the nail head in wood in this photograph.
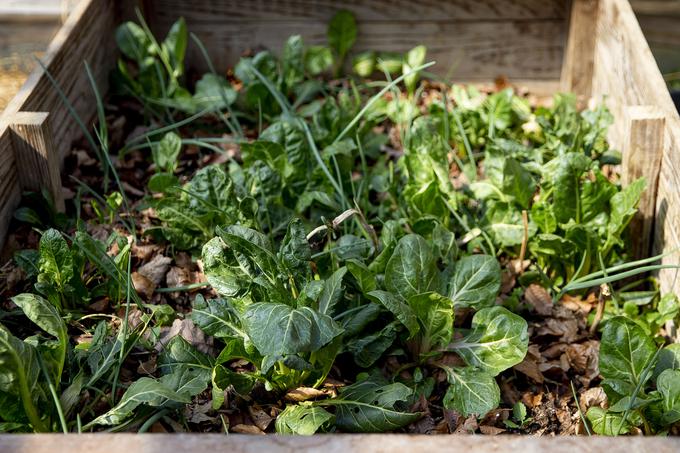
[8,111,65,212]
[621,105,665,260]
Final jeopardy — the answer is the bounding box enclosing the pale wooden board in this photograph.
[0,129,21,251]
[591,0,680,295]
[0,433,680,453]
[0,0,119,161]
[144,0,568,80]
[145,0,568,22]
[0,0,119,250]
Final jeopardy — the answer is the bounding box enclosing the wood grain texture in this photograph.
[0,130,21,251]
[0,0,119,162]
[621,106,665,260]
[591,0,680,294]
[143,0,568,80]
[560,0,599,97]
[1,433,680,453]
[9,112,64,212]
[144,0,569,22]
[0,0,120,249]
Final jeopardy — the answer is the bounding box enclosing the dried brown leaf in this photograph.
[285,387,326,402]
[132,271,155,300]
[138,254,172,286]
[230,424,265,435]
[525,284,553,316]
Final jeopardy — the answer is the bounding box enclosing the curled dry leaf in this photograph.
[137,355,157,375]
[453,415,479,434]
[186,401,216,424]
[566,340,599,385]
[479,425,506,435]
[230,424,265,435]
[579,386,607,413]
[524,284,553,316]
[561,293,597,315]
[284,387,326,402]
[156,318,213,354]
[513,344,544,383]
[132,243,162,261]
[132,271,156,300]
[166,266,193,289]
[138,254,172,286]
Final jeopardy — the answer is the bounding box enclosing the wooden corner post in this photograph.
[8,111,65,212]
[561,0,600,97]
[621,105,665,260]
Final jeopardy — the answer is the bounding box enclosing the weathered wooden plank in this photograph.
[1,433,680,453]
[621,106,665,260]
[9,112,64,212]
[0,0,120,249]
[592,0,680,294]
[560,0,599,97]
[145,0,569,23]
[146,17,567,80]
[0,0,119,162]
[0,130,21,251]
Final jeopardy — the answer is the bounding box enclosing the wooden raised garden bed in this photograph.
[1,0,680,446]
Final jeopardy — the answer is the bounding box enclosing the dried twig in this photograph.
[518,210,529,274]
[589,283,610,335]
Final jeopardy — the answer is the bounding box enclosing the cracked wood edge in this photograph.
[9,111,64,212]
[560,0,599,97]
[621,105,665,260]
[591,0,680,296]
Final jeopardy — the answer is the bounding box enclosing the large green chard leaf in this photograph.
[408,292,453,355]
[282,35,305,88]
[11,293,68,386]
[367,290,419,338]
[347,321,399,367]
[276,404,335,435]
[599,317,657,397]
[586,407,631,435]
[346,259,376,294]
[193,73,236,111]
[442,366,500,417]
[115,21,151,63]
[327,10,356,62]
[385,234,440,300]
[91,377,190,425]
[318,267,348,315]
[0,325,42,430]
[656,369,680,425]
[202,237,249,298]
[212,364,256,409]
[11,293,66,341]
[485,202,536,247]
[191,294,244,338]
[545,152,590,223]
[448,255,501,309]
[606,177,646,242]
[279,218,312,283]
[37,228,73,292]
[243,304,342,356]
[502,158,535,209]
[323,379,420,432]
[217,225,279,278]
[157,336,214,399]
[451,306,528,375]
[654,344,680,379]
[152,132,181,172]
[162,17,187,79]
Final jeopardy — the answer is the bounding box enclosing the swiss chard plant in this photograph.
[3,7,672,436]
